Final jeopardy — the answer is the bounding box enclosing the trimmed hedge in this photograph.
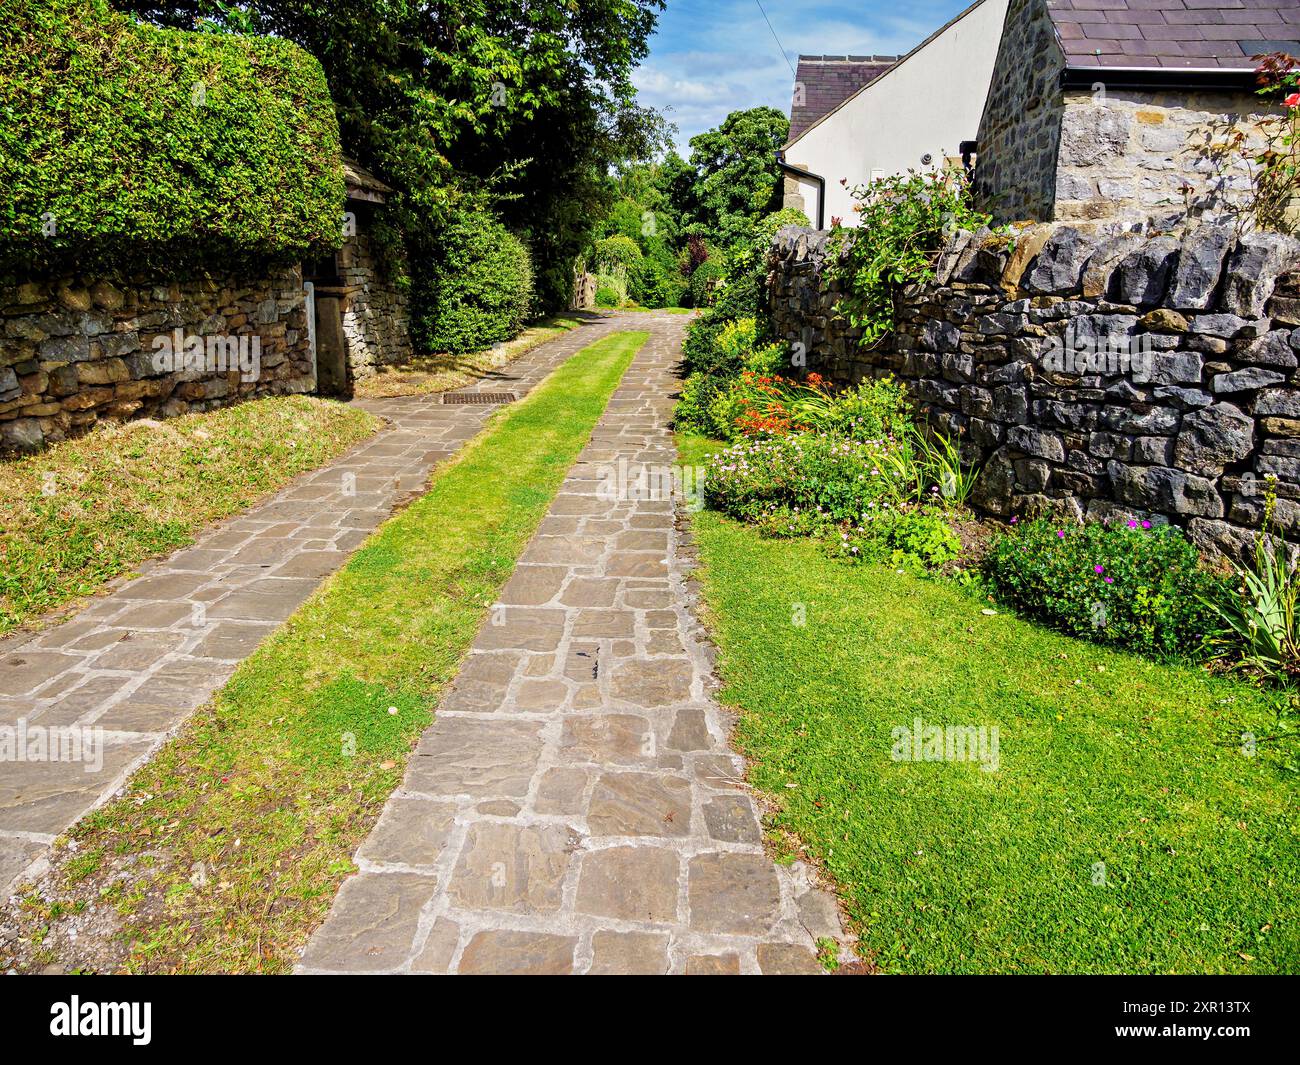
[416,208,533,355]
[0,0,345,276]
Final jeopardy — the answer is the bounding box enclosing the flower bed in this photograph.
[983,516,1228,660]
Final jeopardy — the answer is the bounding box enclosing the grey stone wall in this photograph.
[972,0,1065,225]
[769,222,1300,558]
[1,268,313,453]
[339,229,412,378]
[1054,90,1277,228]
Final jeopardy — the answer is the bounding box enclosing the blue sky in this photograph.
[635,0,976,154]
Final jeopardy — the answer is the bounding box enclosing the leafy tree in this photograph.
[118,0,669,313]
[683,107,788,249]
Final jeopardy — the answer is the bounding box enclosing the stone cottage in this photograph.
[975,0,1299,226]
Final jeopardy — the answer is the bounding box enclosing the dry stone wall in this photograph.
[769,222,1300,558]
[1,268,314,452]
[339,229,412,378]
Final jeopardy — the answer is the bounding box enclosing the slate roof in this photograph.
[342,156,392,203]
[1047,0,1300,70]
[789,55,898,140]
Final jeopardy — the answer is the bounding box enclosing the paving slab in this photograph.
[0,313,628,897]
[300,312,849,975]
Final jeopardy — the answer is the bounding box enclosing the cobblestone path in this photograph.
[300,313,846,975]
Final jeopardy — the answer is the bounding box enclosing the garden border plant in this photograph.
[830,163,1006,348]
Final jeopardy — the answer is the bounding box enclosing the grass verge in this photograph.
[679,433,1299,974]
[352,314,583,399]
[0,332,646,974]
[0,396,379,637]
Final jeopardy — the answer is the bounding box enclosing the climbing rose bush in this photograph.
[983,517,1227,659]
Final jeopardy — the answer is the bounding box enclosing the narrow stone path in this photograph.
[0,314,629,896]
[300,313,846,975]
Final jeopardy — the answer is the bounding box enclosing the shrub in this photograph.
[0,0,344,278]
[682,314,734,376]
[705,432,903,523]
[832,508,962,573]
[688,259,726,307]
[684,312,787,379]
[416,207,533,355]
[592,235,643,274]
[595,285,621,308]
[833,164,997,347]
[673,372,729,437]
[718,318,784,372]
[681,206,809,375]
[639,260,687,308]
[983,517,1227,659]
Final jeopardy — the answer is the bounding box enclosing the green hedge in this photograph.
[0,0,345,276]
[416,208,533,355]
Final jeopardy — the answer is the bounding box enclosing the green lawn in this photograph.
[4,331,646,974]
[353,313,583,399]
[0,396,379,636]
[680,436,1300,974]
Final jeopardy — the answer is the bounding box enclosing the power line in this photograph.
[754,0,798,80]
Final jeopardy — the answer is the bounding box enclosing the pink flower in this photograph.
[1057,530,1066,538]
[1104,577,1114,584]
[1094,565,1105,574]
[1141,520,1151,529]
[1285,92,1300,109]
[1127,520,1138,528]
[1010,516,1018,524]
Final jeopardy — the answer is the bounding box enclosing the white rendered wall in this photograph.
[784,0,1010,227]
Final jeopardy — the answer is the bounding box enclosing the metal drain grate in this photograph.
[442,392,517,405]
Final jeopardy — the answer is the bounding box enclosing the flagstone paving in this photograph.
[299,313,848,976]
[0,314,630,897]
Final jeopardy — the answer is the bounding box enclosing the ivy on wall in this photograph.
[0,0,345,279]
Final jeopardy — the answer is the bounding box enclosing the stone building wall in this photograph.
[973,0,1281,229]
[338,228,412,378]
[1053,90,1277,228]
[972,0,1064,225]
[0,268,313,452]
[769,222,1300,559]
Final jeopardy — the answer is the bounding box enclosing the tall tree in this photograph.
[118,0,668,310]
[683,106,788,248]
